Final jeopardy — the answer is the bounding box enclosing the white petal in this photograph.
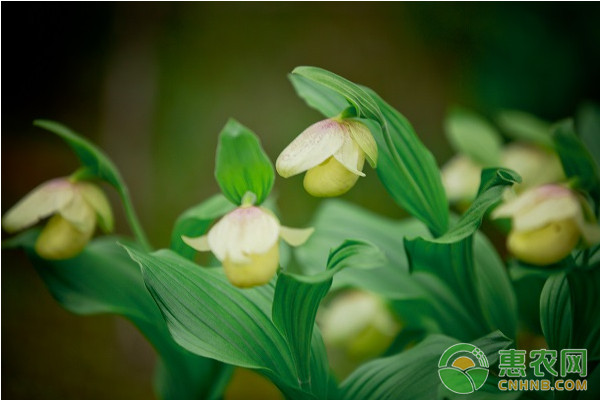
[182,235,211,252]
[2,178,74,233]
[333,133,366,177]
[492,185,572,220]
[512,195,580,232]
[208,206,280,263]
[77,182,114,232]
[58,193,96,232]
[279,226,314,246]
[347,120,378,168]
[276,119,346,178]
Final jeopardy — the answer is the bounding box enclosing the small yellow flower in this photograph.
[276,118,377,197]
[492,184,600,265]
[2,178,113,259]
[183,205,313,288]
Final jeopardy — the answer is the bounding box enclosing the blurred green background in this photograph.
[2,3,599,399]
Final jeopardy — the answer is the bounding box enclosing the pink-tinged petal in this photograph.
[2,178,74,233]
[276,119,346,178]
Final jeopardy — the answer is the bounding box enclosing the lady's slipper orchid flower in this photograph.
[319,290,399,363]
[500,143,564,192]
[441,154,482,204]
[492,184,600,265]
[276,118,377,197]
[182,205,314,288]
[2,178,113,259]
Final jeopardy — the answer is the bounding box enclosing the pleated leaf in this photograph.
[4,231,227,400]
[340,331,512,400]
[215,119,274,205]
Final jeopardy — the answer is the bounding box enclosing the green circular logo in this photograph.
[438,343,489,394]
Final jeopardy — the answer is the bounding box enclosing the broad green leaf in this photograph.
[214,119,274,205]
[294,199,517,340]
[288,74,348,118]
[553,119,600,196]
[445,107,503,166]
[170,194,235,260]
[272,241,381,396]
[5,231,226,400]
[126,246,348,399]
[575,103,600,173]
[33,119,150,249]
[291,66,449,236]
[566,268,600,359]
[340,331,512,400]
[433,168,521,244]
[294,199,429,297]
[540,272,572,353]
[496,110,553,148]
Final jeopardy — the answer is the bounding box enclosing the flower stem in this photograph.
[119,186,152,251]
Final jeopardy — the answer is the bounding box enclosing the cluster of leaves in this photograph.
[4,68,600,399]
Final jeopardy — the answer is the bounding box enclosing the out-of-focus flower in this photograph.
[442,143,566,205]
[501,143,564,192]
[276,118,377,197]
[319,290,399,363]
[183,205,313,288]
[441,154,482,205]
[2,177,113,259]
[492,184,600,265]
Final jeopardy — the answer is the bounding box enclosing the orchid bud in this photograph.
[276,118,377,197]
[183,205,313,288]
[492,185,600,265]
[2,178,113,259]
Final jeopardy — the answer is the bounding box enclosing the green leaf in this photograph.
[214,119,274,205]
[170,194,235,260]
[496,109,553,148]
[294,199,517,341]
[288,73,349,118]
[445,107,503,166]
[6,231,226,400]
[553,119,600,195]
[340,331,512,400]
[567,268,600,359]
[291,66,449,236]
[575,103,600,174]
[540,272,572,353]
[433,168,521,244]
[33,119,151,250]
[272,241,380,396]
[126,245,348,399]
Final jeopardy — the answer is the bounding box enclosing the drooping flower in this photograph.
[2,177,113,259]
[183,205,313,288]
[276,118,377,197]
[492,184,600,265]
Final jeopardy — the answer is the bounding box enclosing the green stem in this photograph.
[119,186,152,251]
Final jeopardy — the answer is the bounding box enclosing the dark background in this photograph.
[2,3,599,398]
